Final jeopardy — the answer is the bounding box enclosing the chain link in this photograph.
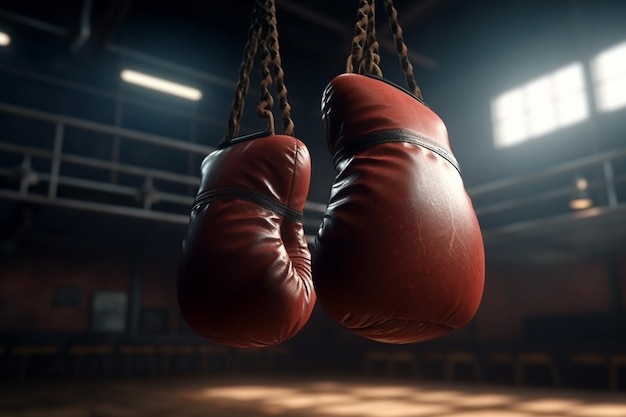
[346,0,370,73]
[224,0,295,142]
[384,0,423,100]
[360,0,382,77]
[224,1,263,141]
[264,0,294,136]
[346,0,424,100]
[257,4,276,135]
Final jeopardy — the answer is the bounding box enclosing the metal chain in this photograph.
[384,0,423,100]
[264,0,294,136]
[257,4,276,136]
[360,0,382,77]
[224,1,263,142]
[346,0,370,73]
[224,0,295,141]
[345,0,424,100]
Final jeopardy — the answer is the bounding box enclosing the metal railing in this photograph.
[0,101,624,243]
[468,146,626,235]
[0,102,326,239]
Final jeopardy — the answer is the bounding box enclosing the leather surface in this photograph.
[177,134,316,347]
[313,73,485,344]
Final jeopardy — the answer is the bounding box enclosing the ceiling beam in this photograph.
[398,0,455,26]
[92,0,135,49]
[70,0,93,52]
[278,0,438,69]
[0,9,68,36]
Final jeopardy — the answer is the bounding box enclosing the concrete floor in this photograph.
[1,376,625,417]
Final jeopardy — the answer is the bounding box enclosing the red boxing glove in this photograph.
[312,74,485,344]
[177,132,316,348]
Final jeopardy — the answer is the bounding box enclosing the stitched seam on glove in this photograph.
[192,186,303,222]
[332,128,461,174]
[285,140,300,212]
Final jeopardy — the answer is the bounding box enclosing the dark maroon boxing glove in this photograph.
[177,132,316,347]
[313,73,485,344]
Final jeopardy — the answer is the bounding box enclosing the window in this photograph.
[492,63,589,148]
[91,291,128,333]
[592,41,626,112]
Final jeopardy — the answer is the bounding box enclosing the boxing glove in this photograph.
[312,73,485,344]
[177,132,316,348]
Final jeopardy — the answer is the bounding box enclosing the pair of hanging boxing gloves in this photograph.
[177,70,485,347]
[177,0,485,347]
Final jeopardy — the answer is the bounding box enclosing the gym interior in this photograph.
[1,1,626,416]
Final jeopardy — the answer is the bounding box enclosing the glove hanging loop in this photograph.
[224,0,294,144]
[345,0,423,101]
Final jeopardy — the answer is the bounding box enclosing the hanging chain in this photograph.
[258,0,294,136]
[257,3,276,136]
[360,0,382,77]
[224,0,295,142]
[269,1,295,136]
[225,1,263,141]
[346,0,424,100]
[384,0,423,100]
[345,0,382,77]
[346,0,370,73]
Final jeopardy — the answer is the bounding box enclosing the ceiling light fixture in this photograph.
[120,69,202,101]
[569,174,593,210]
[0,32,11,46]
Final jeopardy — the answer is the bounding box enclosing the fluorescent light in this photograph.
[0,32,10,46]
[120,69,202,101]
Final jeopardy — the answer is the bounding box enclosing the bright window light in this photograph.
[491,63,589,148]
[120,69,202,101]
[0,32,10,46]
[592,40,626,112]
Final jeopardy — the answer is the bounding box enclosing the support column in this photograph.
[607,254,624,311]
[127,250,144,337]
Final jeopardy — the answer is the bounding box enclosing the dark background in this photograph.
[0,0,625,389]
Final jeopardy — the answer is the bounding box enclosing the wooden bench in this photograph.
[196,345,230,372]
[157,345,196,374]
[610,353,626,391]
[69,345,116,378]
[119,346,157,376]
[445,351,484,382]
[12,345,60,380]
[364,350,419,378]
[515,352,562,387]
[265,346,294,373]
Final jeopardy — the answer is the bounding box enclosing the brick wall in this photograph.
[473,258,618,341]
[1,242,624,344]
[142,252,182,333]
[0,246,131,332]
[0,244,182,335]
